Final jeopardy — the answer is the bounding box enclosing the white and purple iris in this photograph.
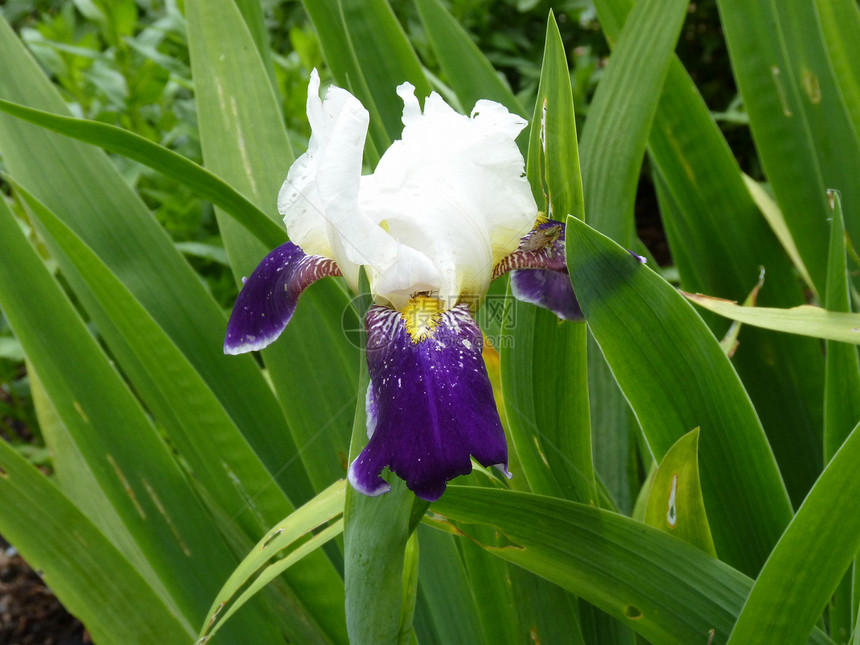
[224,70,581,501]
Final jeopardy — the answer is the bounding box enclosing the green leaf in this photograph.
[823,190,860,643]
[509,567,587,645]
[28,367,162,597]
[399,531,420,644]
[303,0,429,152]
[776,3,860,279]
[715,271,764,357]
[457,522,518,645]
[683,293,860,345]
[429,487,832,645]
[815,0,860,144]
[333,0,430,141]
[219,521,345,642]
[0,98,285,249]
[415,524,488,644]
[742,174,814,291]
[565,216,792,576]
[232,0,276,83]
[588,332,641,515]
[186,0,358,500]
[13,182,346,642]
[583,0,689,243]
[641,49,825,504]
[727,418,860,644]
[527,11,584,222]
[501,303,595,503]
[300,0,386,157]
[0,440,194,645]
[717,0,860,293]
[414,0,526,124]
[0,190,279,641]
[582,0,690,516]
[0,14,305,509]
[199,480,347,642]
[502,13,594,506]
[823,190,860,459]
[594,0,826,508]
[653,164,824,507]
[15,181,288,537]
[643,428,716,557]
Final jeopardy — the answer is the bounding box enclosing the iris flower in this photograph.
[224,70,582,501]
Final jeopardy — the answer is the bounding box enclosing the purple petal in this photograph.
[510,269,582,321]
[224,242,340,354]
[492,219,567,278]
[493,219,582,320]
[348,303,507,501]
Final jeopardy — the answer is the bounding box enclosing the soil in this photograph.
[0,538,88,645]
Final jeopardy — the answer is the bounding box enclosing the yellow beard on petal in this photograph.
[401,295,445,343]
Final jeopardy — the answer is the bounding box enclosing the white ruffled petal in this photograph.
[278,69,398,291]
[359,85,536,307]
[279,71,537,309]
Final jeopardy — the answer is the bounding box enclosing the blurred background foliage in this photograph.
[0,0,750,474]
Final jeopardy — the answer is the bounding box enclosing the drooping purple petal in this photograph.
[224,242,340,354]
[510,269,582,320]
[348,303,507,501]
[493,219,582,320]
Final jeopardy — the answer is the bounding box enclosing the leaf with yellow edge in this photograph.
[683,292,860,345]
[644,428,716,557]
[742,174,815,292]
[719,268,764,358]
[198,480,347,642]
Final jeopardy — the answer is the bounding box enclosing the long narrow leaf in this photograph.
[643,428,716,557]
[683,294,860,345]
[0,441,194,645]
[414,0,526,123]
[583,0,689,243]
[187,0,358,503]
[429,487,832,645]
[0,99,284,248]
[14,182,346,642]
[502,13,594,506]
[565,216,792,576]
[727,419,860,644]
[595,0,826,504]
[200,480,347,642]
[823,189,860,644]
[716,0,859,292]
[0,15,306,507]
[0,192,280,641]
[824,192,860,458]
[815,0,860,143]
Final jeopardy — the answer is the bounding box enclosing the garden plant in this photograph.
[1,0,860,644]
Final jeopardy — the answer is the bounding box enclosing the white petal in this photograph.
[278,73,537,309]
[278,69,398,291]
[277,70,333,259]
[359,89,537,307]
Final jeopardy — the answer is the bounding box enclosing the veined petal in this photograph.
[224,242,340,354]
[276,70,338,260]
[348,302,507,501]
[358,83,537,309]
[278,69,398,292]
[494,219,582,321]
[492,219,567,277]
[510,270,582,320]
